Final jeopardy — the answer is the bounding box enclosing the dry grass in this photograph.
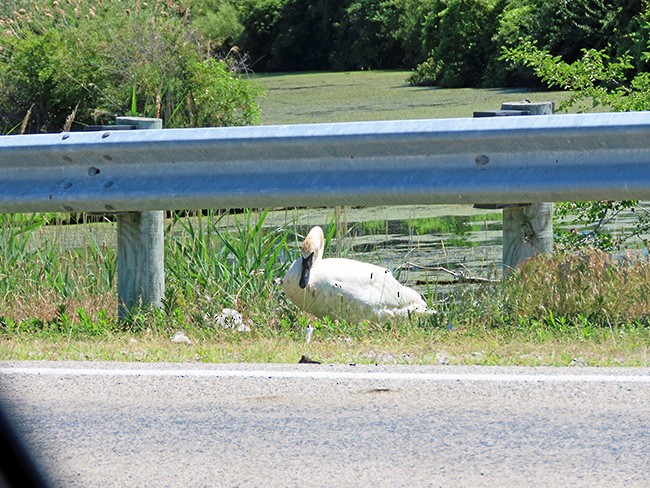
[1,290,116,324]
[507,249,650,326]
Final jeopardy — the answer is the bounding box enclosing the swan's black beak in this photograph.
[299,252,314,289]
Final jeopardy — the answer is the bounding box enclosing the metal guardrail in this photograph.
[2,111,650,213]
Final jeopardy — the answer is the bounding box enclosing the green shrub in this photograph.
[186,58,262,129]
[0,24,109,132]
[0,0,262,133]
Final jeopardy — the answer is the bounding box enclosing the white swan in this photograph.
[283,226,435,323]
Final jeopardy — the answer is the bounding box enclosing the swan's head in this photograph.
[298,226,325,289]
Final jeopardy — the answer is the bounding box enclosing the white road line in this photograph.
[1,366,649,383]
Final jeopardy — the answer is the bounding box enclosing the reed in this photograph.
[163,209,293,325]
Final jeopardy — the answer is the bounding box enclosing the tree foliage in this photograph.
[0,0,262,133]
[408,0,501,87]
[190,0,244,50]
[503,37,650,250]
[331,0,405,70]
[2,0,649,133]
[238,0,454,72]
[234,0,650,88]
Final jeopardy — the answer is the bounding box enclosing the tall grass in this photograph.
[0,211,647,332]
[506,250,650,327]
[1,210,649,365]
[0,214,117,324]
[0,209,305,339]
[164,209,294,326]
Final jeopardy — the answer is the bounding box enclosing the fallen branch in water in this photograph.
[395,262,500,285]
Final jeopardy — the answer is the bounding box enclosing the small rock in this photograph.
[299,355,321,364]
[434,350,450,365]
[571,357,587,367]
[171,331,191,344]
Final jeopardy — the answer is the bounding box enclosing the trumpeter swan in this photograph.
[283,226,434,324]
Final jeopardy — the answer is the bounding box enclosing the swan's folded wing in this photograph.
[307,259,428,320]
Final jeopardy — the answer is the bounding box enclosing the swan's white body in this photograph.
[283,226,434,323]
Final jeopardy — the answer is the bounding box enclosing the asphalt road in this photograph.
[1,361,649,487]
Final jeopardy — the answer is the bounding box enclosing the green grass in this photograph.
[253,70,575,124]
[2,311,648,366]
